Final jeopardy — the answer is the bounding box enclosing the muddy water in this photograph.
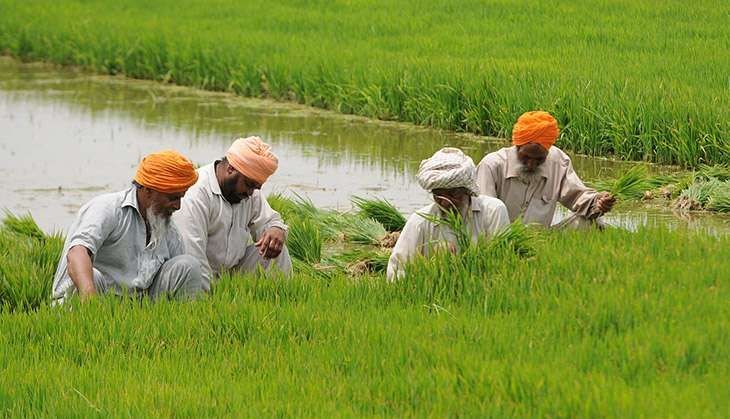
[1,58,727,234]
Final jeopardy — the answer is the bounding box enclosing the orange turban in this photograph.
[133,150,198,193]
[512,111,560,150]
[225,136,279,184]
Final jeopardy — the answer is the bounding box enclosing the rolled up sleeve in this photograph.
[67,201,116,259]
[558,161,600,217]
[248,192,288,241]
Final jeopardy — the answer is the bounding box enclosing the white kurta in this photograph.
[476,146,600,227]
[173,163,291,280]
[386,195,509,281]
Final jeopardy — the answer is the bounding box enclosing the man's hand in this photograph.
[596,192,616,214]
[255,227,286,259]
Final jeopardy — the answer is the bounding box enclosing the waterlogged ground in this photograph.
[0,58,728,233]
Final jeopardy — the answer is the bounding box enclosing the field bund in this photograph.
[1,0,728,166]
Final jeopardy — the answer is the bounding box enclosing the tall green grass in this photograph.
[0,213,727,415]
[0,0,728,166]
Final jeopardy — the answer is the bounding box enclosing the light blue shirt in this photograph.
[51,186,184,301]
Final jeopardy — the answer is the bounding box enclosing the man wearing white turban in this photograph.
[386,147,510,280]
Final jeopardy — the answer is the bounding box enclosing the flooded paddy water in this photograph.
[1,57,728,234]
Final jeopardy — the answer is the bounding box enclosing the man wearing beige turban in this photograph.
[387,147,510,280]
[174,136,292,281]
[476,111,615,228]
[52,150,208,304]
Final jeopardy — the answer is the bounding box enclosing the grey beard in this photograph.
[146,207,170,246]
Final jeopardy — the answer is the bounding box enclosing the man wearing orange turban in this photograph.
[476,111,615,228]
[174,136,292,281]
[52,150,209,304]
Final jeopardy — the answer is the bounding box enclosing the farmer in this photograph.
[173,136,292,281]
[476,111,615,228]
[51,150,208,304]
[386,147,510,280]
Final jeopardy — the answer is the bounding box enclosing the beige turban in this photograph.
[416,147,479,196]
[225,136,279,184]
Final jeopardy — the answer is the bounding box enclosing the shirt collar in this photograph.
[505,146,549,179]
[121,185,141,211]
[205,162,223,196]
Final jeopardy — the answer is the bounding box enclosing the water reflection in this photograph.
[0,58,727,234]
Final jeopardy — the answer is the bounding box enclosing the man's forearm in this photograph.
[67,245,97,297]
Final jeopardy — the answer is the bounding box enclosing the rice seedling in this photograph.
[351,196,406,232]
[339,214,388,245]
[266,192,299,220]
[0,223,63,311]
[0,212,728,416]
[674,178,725,211]
[330,248,390,275]
[2,211,47,241]
[697,164,730,181]
[593,165,653,200]
[705,185,730,213]
[285,219,322,264]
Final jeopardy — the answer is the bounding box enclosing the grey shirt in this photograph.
[172,163,288,280]
[476,146,600,227]
[386,195,509,280]
[51,187,185,301]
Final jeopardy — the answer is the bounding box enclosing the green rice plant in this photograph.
[674,178,724,211]
[594,165,653,200]
[330,248,390,275]
[1,0,729,166]
[266,192,299,220]
[706,184,730,212]
[417,207,471,252]
[0,217,64,311]
[2,211,47,241]
[351,196,406,232]
[339,214,388,245]
[697,164,730,181]
[285,219,322,264]
[0,211,729,416]
[487,220,538,258]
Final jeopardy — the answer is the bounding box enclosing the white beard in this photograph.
[146,207,170,246]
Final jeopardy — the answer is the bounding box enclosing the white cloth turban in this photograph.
[416,147,479,196]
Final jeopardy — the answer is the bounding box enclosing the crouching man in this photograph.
[173,136,292,282]
[387,147,510,280]
[51,150,209,304]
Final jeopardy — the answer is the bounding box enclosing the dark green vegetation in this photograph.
[1,0,728,166]
[1,204,729,415]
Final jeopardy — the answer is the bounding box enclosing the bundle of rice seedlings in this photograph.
[487,220,537,258]
[706,183,730,212]
[0,214,64,311]
[674,178,724,211]
[331,248,390,275]
[286,219,322,264]
[266,193,299,220]
[339,215,388,245]
[418,207,471,251]
[698,164,730,181]
[2,211,46,241]
[594,165,652,200]
[351,196,406,232]
[286,194,344,241]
